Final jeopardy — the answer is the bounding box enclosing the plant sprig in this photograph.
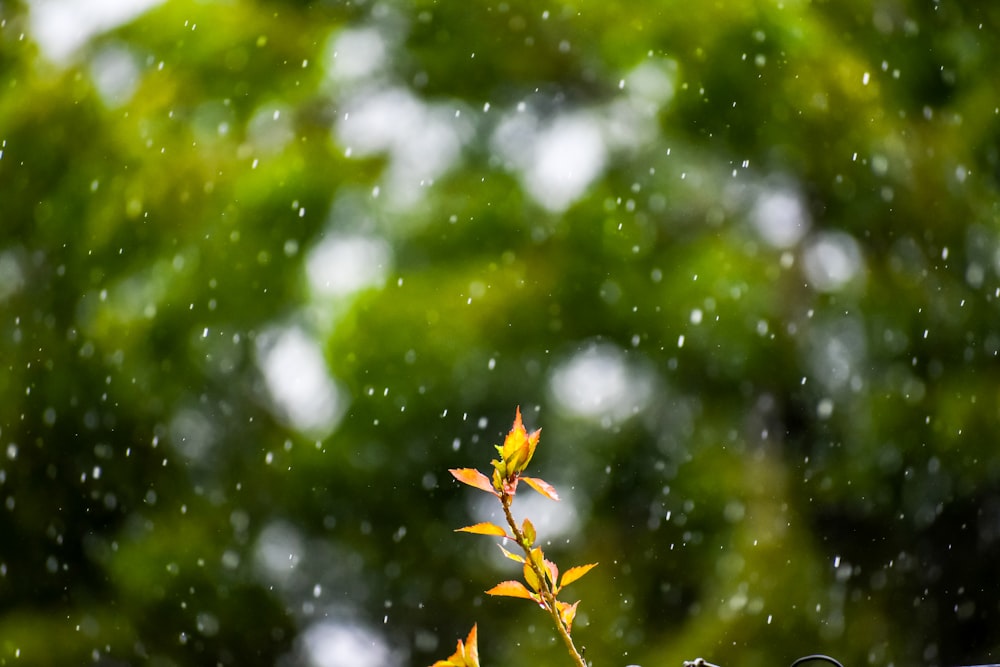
[431,407,597,667]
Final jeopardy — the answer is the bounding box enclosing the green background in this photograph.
[2,0,999,665]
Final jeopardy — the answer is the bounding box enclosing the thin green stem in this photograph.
[501,493,588,667]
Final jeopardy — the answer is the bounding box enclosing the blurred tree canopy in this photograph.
[2,0,999,665]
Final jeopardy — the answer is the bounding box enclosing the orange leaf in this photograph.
[486,580,535,600]
[557,600,580,632]
[522,476,560,501]
[462,624,480,667]
[450,468,499,496]
[430,623,480,667]
[455,522,509,537]
[561,562,598,588]
[544,558,559,588]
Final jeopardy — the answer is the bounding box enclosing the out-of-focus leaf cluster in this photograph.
[1,1,999,665]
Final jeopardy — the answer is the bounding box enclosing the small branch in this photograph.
[501,493,588,667]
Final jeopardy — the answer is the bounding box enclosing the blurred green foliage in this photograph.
[2,0,999,665]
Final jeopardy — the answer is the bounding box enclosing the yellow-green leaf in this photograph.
[500,407,541,474]
[455,522,509,537]
[522,476,560,501]
[561,562,598,588]
[500,406,528,460]
[521,518,536,547]
[522,560,541,592]
[498,544,525,563]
